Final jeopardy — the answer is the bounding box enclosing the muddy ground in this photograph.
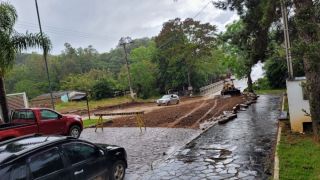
[102,95,245,129]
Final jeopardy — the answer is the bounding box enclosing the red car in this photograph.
[0,108,83,141]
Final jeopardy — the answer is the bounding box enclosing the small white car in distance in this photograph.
[156,94,180,106]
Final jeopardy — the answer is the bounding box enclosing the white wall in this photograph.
[0,105,3,122]
[286,78,311,132]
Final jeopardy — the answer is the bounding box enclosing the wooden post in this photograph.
[86,92,91,120]
[95,115,103,132]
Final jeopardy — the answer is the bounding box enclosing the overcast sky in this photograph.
[2,0,239,54]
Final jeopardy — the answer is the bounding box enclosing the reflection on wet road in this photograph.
[145,95,280,180]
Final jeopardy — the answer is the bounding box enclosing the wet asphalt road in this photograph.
[145,95,281,180]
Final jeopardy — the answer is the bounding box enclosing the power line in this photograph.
[193,1,212,19]
[15,23,112,41]
[18,20,111,39]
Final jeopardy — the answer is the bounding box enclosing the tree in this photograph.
[155,18,216,93]
[215,0,277,92]
[292,0,320,141]
[129,42,157,98]
[0,2,51,122]
[218,20,249,79]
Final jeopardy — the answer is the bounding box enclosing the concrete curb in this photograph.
[274,93,285,180]
[273,126,281,180]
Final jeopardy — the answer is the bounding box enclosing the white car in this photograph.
[156,94,180,106]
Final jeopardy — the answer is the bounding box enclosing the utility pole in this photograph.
[119,37,135,100]
[34,0,55,109]
[280,0,294,79]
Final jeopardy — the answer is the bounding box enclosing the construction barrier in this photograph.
[94,111,146,132]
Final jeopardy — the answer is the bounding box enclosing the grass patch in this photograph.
[82,118,112,128]
[83,118,99,128]
[56,95,157,112]
[255,89,285,95]
[283,94,289,112]
[278,121,320,179]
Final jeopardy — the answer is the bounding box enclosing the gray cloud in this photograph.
[3,0,238,54]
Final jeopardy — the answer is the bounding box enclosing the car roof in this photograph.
[0,134,73,164]
[13,108,52,111]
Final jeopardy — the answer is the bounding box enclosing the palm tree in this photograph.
[0,2,51,123]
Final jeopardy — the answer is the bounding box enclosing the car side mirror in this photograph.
[58,114,63,119]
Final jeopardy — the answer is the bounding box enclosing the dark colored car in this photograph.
[0,108,83,141]
[0,134,127,180]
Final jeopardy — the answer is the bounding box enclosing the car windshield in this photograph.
[162,95,171,99]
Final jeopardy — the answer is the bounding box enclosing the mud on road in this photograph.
[102,96,245,129]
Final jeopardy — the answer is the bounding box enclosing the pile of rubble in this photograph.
[200,93,258,130]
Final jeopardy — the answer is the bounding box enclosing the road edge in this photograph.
[274,94,285,180]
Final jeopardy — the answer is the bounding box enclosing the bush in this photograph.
[92,79,116,100]
[253,77,271,90]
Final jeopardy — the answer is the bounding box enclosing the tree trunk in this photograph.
[0,77,9,123]
[294,0,320,141]
[187,68,193,95]
[247,69,253,93]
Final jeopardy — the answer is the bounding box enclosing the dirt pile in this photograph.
[102,95,246,129]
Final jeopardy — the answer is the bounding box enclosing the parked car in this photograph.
[0,134,127,180]
[0,108,83,141]
[156,94,180,106]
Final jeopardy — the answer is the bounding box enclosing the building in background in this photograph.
[30,91,86,107]
[0,92,29,122]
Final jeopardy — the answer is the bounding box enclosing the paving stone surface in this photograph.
[143,95,280,180]
[80,127,201,179]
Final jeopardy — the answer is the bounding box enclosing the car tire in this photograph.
[109,160,126,180]
[69,125,81,138]
[176,100,180,104]
[166,102,170,106]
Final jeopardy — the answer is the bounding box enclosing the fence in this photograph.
[199,81,224,96]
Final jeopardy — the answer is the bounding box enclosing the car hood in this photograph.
[63,114,81,119]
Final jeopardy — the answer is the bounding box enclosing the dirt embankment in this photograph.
[103,96,245,129]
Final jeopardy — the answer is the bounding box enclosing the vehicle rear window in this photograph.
[12,110,35,122]
[29,148,64,179]
[62,143,97,165]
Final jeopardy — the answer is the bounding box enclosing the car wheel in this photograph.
[176,100,180,104]
[166,102,170,106]
[110,160,126,180]
[69,125,81,138]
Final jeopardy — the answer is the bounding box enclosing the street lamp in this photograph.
[119,37,135,100]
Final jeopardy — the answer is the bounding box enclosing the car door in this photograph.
[28,147,72,180]
[38,110,65,135]
[61,142,107,180]
[170,95,177,104]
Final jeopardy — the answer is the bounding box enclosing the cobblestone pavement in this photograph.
[144,95,280,180]
[80,127,201,179]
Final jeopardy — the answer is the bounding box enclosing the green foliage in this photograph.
[0,2,51,77]
[92,78,116,100]
[264,58,287,89]
[154,18,219,93]
[252,77,270,90]
[218,21,248,79]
